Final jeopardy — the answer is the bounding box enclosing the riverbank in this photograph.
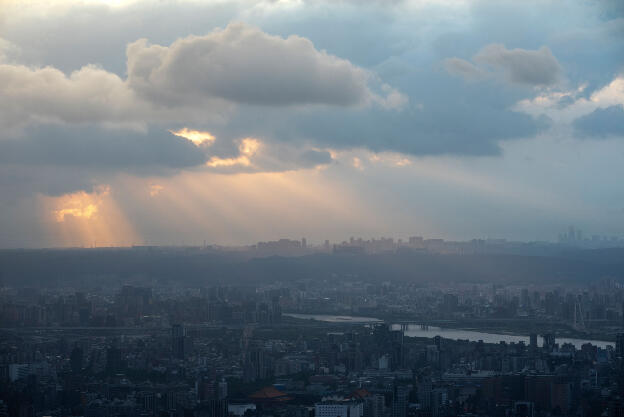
[282,313,615,348]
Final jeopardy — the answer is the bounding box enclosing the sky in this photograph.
[0,0,623,247]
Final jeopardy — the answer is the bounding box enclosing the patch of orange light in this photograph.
[327,149,340,160]
[54,186,110,222]
[169,128,216,146]
[149,184,164,197]
[239,138,260,155]
[206,138,261,168]
[42,185,140,247]
[395,157,412,167]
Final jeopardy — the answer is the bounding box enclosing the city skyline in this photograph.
[3,227,624,250]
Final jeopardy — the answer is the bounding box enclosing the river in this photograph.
[283,313,613,349]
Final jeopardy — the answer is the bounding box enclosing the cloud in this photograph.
[297,149,333,167]
[0,23,403,133]
[169,128,216,147]
[515,75,624,124]
[39,184,139,247]
[0,63,144,130]
[443,57,485,81]
[0,38,20,62]
[204,138,334,173]
[475,44,561,86]
[275,100,548,156]
[0,126,207,170]
[574,104,624,138]
[0,123,336,198]
[149,184,164,197]
[0,21,397,191]
[53,185,109,222]
[2,0,624,248]
[126,22,395,107]
[445,44,562,86]
[206,138,261,168]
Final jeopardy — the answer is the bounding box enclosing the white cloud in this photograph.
[0,23,403,133]
[515,75,624,124]
[126,22,394,107]
[0,63,146,131]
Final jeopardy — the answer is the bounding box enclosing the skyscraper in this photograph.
[616,333,624,358]
[172,324,186,360]
[392,385,410,417]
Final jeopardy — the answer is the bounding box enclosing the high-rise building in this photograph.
[364,394,385,417]
[316,401,363,417]
[105,346,123,374]
[521,289,530,308]
[198,399,228,417]
[616,333,624,358]
[529,334,538,351]
[70,346,83,373]
[172,324,186,360]
[392,385,410,417]
[418,379,432,410]
[542,334,556,351]
[218,379,228,400]
[244,346,272,382]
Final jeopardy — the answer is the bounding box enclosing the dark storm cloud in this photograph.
[297,150,334,167]
[202,65,551,157]
[574,105,624,138]
[0,164,101,197]
[290,105,549,156]
[0,126,206,170]
[0,124,336,195]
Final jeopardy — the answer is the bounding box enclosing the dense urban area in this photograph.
[2,235,624,416]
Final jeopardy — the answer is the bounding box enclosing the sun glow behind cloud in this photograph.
[169,128,216,146]
[206,138,261,167]
[53,186,109,222]
[149,184,164,197]
[41,186,139,247]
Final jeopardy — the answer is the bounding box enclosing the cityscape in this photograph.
[3,0,624,416]
[2,236,624,416]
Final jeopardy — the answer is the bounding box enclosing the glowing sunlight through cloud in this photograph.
[206,138,261,168]
[169,128,216,146]
[41,186,139,247]
[149,184,164,197]
[53,186,109,222]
